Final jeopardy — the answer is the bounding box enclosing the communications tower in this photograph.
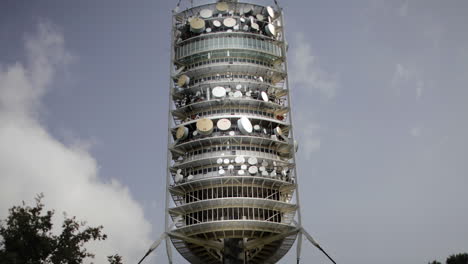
[138,1,336,264]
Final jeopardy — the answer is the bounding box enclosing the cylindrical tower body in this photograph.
[167,2,299,263]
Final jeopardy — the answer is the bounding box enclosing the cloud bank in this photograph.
[288,32,339,159]
[289,32,338,99]
[0,22,152,263]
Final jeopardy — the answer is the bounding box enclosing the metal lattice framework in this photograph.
[152,1,330,264]
[135,1,337,264]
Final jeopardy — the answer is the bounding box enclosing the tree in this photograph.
[0,194,122,264]
[447,253,468,264]
[428,261,442,264]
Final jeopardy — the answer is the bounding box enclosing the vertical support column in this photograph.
[164,10,177,264]
[278,7,304,263]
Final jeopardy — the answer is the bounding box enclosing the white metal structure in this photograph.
[138,1,337,264]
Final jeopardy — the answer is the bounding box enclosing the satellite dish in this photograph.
[238,117,253,134]
[190,17,206,33]
[212,86,226,98]
[213,20,222,28]
[200,9,213,19]
[265,23,276,37]
[248,166,258,174]
[261,91,269,102]
[217,119,231,131]
[174,174,183,183]
[251,22,260,31]
[235,156,245,164]
[177,75,190,87]
[176,126,189,140]
[223,17,236,28]
[248,157,258,165]
[274,126,283,138]
[267,6,275,18]
[196,118,214,135]
[216,2,229,13]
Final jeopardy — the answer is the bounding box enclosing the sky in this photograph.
[0,0,467,264]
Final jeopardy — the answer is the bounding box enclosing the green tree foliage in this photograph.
[0,194,123,264]
[428,253,468,264]
[446,253,468,264]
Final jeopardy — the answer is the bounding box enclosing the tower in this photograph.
[145,1,336,264]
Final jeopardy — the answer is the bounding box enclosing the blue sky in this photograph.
[1,0,467,263]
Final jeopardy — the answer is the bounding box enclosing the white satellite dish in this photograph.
[248,166,258,174]
[238,117,253,134]
[248,157,258,165]
[212,86,226,98]
[223,17,236,28]
[217,119,232,131]
[200,9,213,19]
[213,20,222,28]
[175,174,183,183]
[267,6,275,18]
[235,156,245,164]
[265,23,276,37]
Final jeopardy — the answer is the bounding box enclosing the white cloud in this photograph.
[289,33,338,99]
[391,63,424,99]
[294,114,321,160]
[300,123,321,160]
[0,22,152,263]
